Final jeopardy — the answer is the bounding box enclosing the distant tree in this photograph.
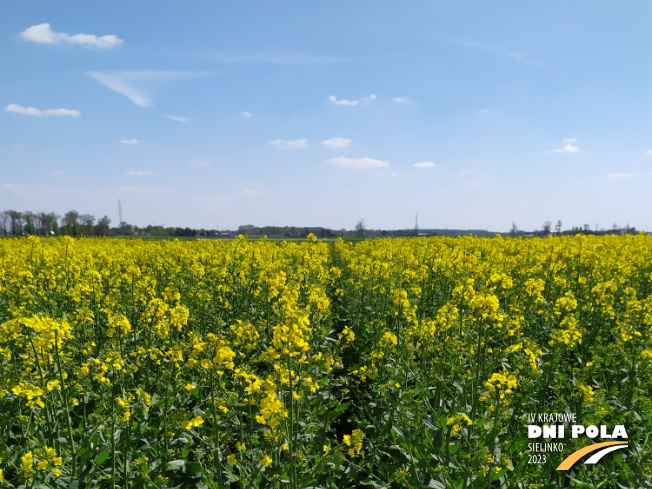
[7,210,23,236]
[355,218,366,238]
[47,213,60,235]
[0,211,8,236]
[555,220,562,236]
[95,216,111,236]
[510,222,518,237]
[119,221,134,236]
[21,211,36,235]
[32,212,44,235]
[79,214,95,236]
[61,210,80,236]
[237,224,256,236]
[542,221,552,236]
[583,224,590,232]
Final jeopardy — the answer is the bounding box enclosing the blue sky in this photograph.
[2,1,651,231]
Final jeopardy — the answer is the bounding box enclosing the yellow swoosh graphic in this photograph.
[556,441,628,470]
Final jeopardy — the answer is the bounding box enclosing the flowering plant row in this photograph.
[0,234,650,488]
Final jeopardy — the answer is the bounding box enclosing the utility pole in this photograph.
[118,199,124,237]
[414,212,419,237]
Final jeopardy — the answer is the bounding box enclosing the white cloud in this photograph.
[88,71,211,107]
[329,95,359,106]
[393,97,413,104]
[167,115,190,123]
[646,149,652,156]
[606,173,637,179]
[187,160,211,167]
[270,139,308,150]
[414,161,437,168]
[5,104,80,117]
[120,138,140,144]
[126,171,152,176]
[242,111,253,118]
[43,108,80,116]
[549,139,580,153]
[479,108,490,114]
[327,156,389,170]
[321,137,352,149]
[21,23,123,48]
[329,94,377,106]
[551,144,580,153]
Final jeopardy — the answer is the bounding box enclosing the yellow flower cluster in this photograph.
[484,372,518,400]
[447,413,473,436]
[343,429,364,458]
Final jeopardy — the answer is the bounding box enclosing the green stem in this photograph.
[54,331,77,478]
[209,366,224,489]
[111,367,117,489]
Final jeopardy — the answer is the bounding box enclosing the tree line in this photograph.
[1,209,643,239]
[0,210,111,237]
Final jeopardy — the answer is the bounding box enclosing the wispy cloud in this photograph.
[5,104,80,117]
[646,149,652,156]
[21,23,123,49]
[548,139,580,154]
[393,97,412,104]
[444,37,538,67]
[327,156,389,170]
[321,137,352,149]
[186,160,211,167]
[606,173,637,179]
[119,138,140,144]
[328,94,376,106]
[329,95,358,106]
[413,161,437,168]
[206,52,349,65]
[88,71,212,107]
[167,115,190,123]
[242,111,253,118]
[270,139,308,150]
[88,72,151,107]
[125,171,152,176]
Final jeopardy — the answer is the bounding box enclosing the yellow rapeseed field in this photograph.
[0,234,650,488]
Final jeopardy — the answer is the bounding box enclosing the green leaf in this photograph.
[94,449,110,465]
[167,459,185,471]
[423,480,446,489]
